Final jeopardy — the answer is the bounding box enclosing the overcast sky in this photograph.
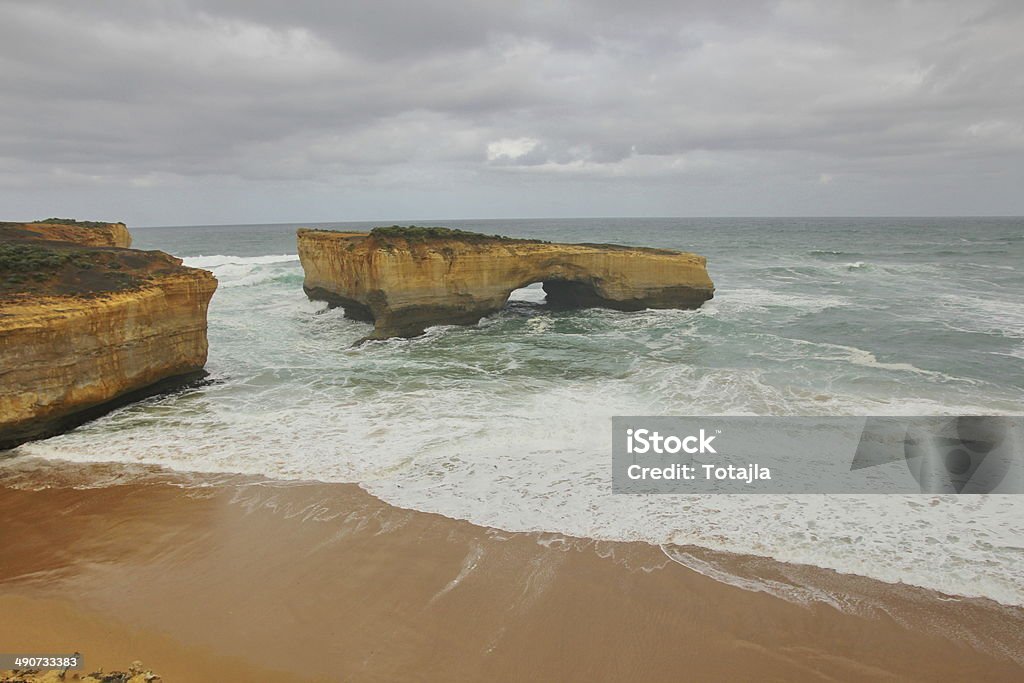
[1,1,1023,226]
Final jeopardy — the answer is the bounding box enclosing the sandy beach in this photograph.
[3,1,1024,680]
[1,459,1021,682]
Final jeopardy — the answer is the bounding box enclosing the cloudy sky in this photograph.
[1,1,1023,225]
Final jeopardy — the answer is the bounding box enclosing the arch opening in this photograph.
[506,281,548,307]
[541,278,616,310]
[504,277,613,312]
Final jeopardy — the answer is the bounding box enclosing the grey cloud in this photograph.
[0,0,1022,223]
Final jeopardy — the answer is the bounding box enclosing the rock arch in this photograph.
[298,228,714,339]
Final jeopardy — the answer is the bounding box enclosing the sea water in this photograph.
[11,217,1024,604]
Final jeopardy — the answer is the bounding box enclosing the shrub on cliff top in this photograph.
[0,241,185,300]
[36,217,119,228]
[369,225,545,244]
[0,243,95,273]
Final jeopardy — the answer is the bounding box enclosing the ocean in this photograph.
[12,217,1024,604]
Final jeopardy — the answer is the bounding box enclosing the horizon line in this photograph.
[134,214,1024,229]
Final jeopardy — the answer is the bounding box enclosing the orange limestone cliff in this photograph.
[298,226,714,339]
[0,218,132,248]
[0,221,217,449]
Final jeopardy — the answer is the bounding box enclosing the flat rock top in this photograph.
[1,219,211,309]
[298,226,696,258]
[0,240,202,306]
[0,220,129,247]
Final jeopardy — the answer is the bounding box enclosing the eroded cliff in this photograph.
[298,226,714,339]
[0,218,132,248]
[0,222,216,449]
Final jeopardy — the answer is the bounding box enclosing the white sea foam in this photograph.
[785,338,952,378]
[183,254,301,269]
[701,288,851,315]
[182,254,304,289]
[9,245,1024,608]
[932,293,1024,339]
[508,283,547,304]
[661,546,851,610]
[15,371,1024,606]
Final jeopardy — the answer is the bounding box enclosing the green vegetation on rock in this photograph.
[0,243,96,283]
[36,217,120,228]
[0,242,171,297]
[369,225,545,244]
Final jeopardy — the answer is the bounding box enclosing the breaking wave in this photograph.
[8,216,1024,607]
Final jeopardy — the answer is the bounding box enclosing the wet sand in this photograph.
[1,459,1022,682]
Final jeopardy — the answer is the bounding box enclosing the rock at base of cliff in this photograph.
[0,220,218,450]
[0,371,208,451]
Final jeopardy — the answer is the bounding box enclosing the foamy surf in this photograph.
[10,217,1024,610]
[183,254,301,269]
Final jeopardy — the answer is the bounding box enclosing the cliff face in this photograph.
[0,220,132,248]
[298,228,714,339]
[0,223,216,449]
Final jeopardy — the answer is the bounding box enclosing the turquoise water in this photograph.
[13,217,1024,604]
[137,216,1024,400]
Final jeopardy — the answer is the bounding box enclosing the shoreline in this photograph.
[2,460,1022,681]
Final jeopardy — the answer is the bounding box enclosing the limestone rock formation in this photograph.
[298,226,714,339]
[0,219,132,248]
[0,221,216,450]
